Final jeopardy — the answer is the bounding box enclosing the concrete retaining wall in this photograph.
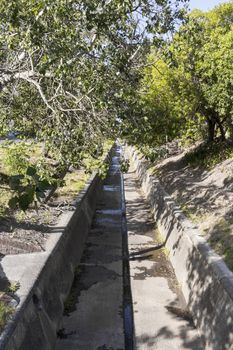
[0,149,113,350]
[127,146,233,350]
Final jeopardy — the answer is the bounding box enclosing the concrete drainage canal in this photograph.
[54,145,204,350]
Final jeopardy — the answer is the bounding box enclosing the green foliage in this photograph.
[82,140,113,179]
[3,142,30,175]
[8,165,54,211]
[0,301,14,332]
[134,3,233,148]
[208,217,233,271]
[2,142,59,211]
[0,0,187,165]
[170,3,233,141]
[83,156,110,179]
[98,162,110,180]
[140,144,168,162]
[120,158,130,173]
[55,171,88,200]
[184,141,233,169]
[7,281,20,294]
[0,281,19,331]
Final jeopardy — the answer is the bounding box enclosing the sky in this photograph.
[188,0,231,11]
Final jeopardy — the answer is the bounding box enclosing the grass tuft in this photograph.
[184,141,233,169]
[0,301,14,332]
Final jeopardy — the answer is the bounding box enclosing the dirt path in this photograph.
[55,145,204,349]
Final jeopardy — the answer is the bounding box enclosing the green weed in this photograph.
[0,301,14,332]
[7,281,20,294]
[208,218,233,271]
[184,141,233,169]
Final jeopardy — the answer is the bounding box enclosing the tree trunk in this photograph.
[207,119,216,142]
[216,120,226,141]
[212,111,226,141]
[227,119,233,140]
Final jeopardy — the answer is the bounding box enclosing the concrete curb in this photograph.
[126,146,233,350]
[0,148,114,350]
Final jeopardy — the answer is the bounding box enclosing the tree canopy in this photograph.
[131,2,233,149]
[0,0,187,165]
[1,1,232,211]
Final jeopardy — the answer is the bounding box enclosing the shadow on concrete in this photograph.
[0,253,10,290]
[124,167,205,350]
[55,145,127,349]
[130,151,233,349]
[149,178,233,348]
[185,242,233,349]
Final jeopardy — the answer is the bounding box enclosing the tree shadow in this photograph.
[155,150,233,220]
[133,159,233,349]
[124,167,205,349]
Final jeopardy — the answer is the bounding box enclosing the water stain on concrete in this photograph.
[55,146,125,350]
[64,264,120,316]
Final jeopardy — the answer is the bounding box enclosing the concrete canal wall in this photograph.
[0,150,113,350]
[127,145,233,350]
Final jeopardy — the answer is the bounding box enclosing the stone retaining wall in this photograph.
[0,149,113,350]
[127,146,233,350]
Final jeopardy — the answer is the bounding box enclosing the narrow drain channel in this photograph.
[55,145,134,350]
[121,170,134,350]
[55,144,203,350]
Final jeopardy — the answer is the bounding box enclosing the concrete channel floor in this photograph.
[55,146,204,350]
[55,148,125,350]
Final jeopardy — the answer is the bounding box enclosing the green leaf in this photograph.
[9,175,24,190]
[8,196,18,209]
[37,179,50,191]
[18,191,34,211]
[26,166,37,176]
[25,186,35,200]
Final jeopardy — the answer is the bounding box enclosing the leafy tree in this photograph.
[0,0,187,164]
[0,0,191,209]
[170,3,233,141]
[136,2,233,148]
